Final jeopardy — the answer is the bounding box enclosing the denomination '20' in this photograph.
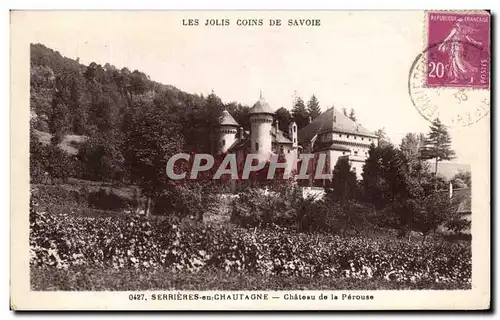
[428,62,447,78]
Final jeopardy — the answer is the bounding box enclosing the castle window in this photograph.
[362,137,364,141]
[334,116,337,122]
[339,134,342,137]
[354,150,358,156]
[293,138,296,143]
[369,139,372,142]
[293,126,296,133]
[342,152,345,155]
[354,136,357,140]
[255,142,259,151]
[347,135,350,139]
[222,139,226,146]
[288,150,290,154]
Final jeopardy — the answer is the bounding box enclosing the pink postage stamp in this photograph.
[426,11,490,89]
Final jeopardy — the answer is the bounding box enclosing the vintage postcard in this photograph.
[10,10,490,310]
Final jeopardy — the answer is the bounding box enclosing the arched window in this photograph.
[293,126,296,133]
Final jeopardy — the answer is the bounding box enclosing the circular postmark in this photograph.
[408,40,490,128]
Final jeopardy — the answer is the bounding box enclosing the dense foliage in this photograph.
[30,203,471,287]
[30,44,229,184]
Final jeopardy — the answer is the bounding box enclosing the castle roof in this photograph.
[314,142,351,152]
[220,110,239,126]
[249,97,274,115]
[227,137,249,153]
[298,107,377,143]
[272,129,293,144]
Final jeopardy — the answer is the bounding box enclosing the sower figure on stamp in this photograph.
[438,18,483,83]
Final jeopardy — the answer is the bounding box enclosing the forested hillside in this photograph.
[30,43,251,184]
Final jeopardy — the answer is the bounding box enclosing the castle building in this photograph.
[217,95,377,181]
[298,107,378,179]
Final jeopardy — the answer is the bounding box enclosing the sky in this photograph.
[17,10,490,165]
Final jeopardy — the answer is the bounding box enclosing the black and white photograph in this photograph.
[10,10,490,310]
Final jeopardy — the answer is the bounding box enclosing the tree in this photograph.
[291,96,309,129]
[361,143,408,208]
[413,192,461,243]
[30,131,75,184]
[399,133,434,198]
[327,156,357,202]
[49,75,72,143]
[130,70,151,96]
[451,177,468,189]
[67,74,88,135]
[306,95,321,120]
[30,131,48,183]
[342,107,348,117]
[77,132,124,182]
[400,133,426,160]
[420,118,456,190]
[121,101,184,216]
[348,108,356,122]
[451,170,471,188]
[374,127,391,148]
[225,102,250,130]
[274,107,292,132]
[323,157,369,236]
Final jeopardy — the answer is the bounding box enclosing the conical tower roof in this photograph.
[220,110,239,126]
[249,95,274,115]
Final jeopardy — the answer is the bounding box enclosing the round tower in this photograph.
[249,96,274,162]
[217,110,239,154]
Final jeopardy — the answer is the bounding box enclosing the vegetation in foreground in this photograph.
[31,267,469,291]
[30,199,471,291]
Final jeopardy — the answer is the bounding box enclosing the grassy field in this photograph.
[31,267,466,291]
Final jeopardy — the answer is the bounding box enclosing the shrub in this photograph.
[88,188,130,211]
[30,132,76,184]
[230,183,302,229]
[153,181,219,221]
